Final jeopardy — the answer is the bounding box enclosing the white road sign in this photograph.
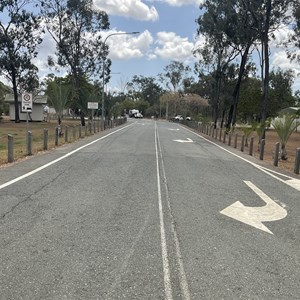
[88,102,98,109]
[21,93,33,112]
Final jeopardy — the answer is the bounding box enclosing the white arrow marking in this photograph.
[220,181,287,235]
[173,138,193,143]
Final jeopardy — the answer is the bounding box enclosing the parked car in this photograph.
[174,115,183,121]
[135,112,143,118]
[186,116,192,121]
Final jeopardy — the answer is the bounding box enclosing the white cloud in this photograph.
[94,0,159,21]
[147,0,203,6]
[151,32,195,61]
[272,51,300,92]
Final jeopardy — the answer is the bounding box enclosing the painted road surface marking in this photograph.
[173,138,193,143]
[220,181,287,235]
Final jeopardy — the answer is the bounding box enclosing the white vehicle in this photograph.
[174,115,183,121]
[135,112,143,118]
[129,109,139,118]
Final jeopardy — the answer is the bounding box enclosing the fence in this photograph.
[182,120,300,175]
[3,117,127,165]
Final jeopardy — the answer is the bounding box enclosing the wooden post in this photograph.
[294,148,300,175]
[228,132,232,146]
[273,142,280,167]
[223,131,226,143]
[241,135,245,152]
[249,137,254,156]
[8,134,14,163]
[259,139,265,160]
[73,126,76,141]
[79,125,82,138]
[65,126,68,143]
[27,131,32,156]
[55,127,59,146]
[234,133,238,148]
[43,129,48,151]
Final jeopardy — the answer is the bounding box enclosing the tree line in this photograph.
[0,0,300,126]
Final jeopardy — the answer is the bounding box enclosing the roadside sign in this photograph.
[88,102,98,109]
[21,93,33,112]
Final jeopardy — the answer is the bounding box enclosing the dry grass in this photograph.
[225,128,300,174]
[0,117,85,166]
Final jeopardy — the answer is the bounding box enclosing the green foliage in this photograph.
[159,61,191,92]
[272,113,298,160]
[40,0,109,78]
[0,81,10,115]
[44,76,71,124]
[127,75,162,106]
[0,0,43,122]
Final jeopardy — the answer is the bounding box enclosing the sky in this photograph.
[3,0,300,94]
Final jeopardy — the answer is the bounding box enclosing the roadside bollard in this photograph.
[259,139,265,160]
[8,134,14,163]
[273,142,280,167]
[294,148,300,175]
[249,137,254,156]
[43,129,48,151]
[27,131,32,156]
[241,135,245,152]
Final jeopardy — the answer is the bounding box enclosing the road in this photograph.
[0,119,299,299]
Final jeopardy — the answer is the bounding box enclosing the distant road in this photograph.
[0,119,299,299]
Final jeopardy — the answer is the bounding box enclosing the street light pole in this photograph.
[101,31,139,130]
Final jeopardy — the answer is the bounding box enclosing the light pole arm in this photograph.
[101,31,140,130]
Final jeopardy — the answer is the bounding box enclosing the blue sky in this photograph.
[97,1,202,92]
[1,0,300,93]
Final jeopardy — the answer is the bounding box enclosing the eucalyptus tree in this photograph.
[196,0,240,128]
[159,61,191,93]
[127,75,162,106]
[0,0,43,122]
[269,68,296,116]
[245,0,296,122]
[159,61,191,119]
[40,0,110,125]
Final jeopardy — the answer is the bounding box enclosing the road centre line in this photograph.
[180,125,300,192]
[0,123,135,191]
[155,123,173,300]
[156,124,191,300]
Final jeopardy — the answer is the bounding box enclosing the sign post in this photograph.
[88,102,99,134]
[21,93,33,150]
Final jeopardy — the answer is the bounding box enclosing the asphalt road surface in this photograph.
[0,119,299,300]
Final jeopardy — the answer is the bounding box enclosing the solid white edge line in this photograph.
[180,125,300,191]
[0,123,135,191]
[155,123,173,300]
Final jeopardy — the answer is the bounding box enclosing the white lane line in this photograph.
[0,123,135,191]
[155,123,173,300]
[156,125,191,300]
[181,125,300,192]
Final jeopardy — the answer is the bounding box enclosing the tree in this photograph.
[272,114,298,160]
[159,61,191,93]
[0,0,43,122]
[196,0,241,127]
[40,0,110,125]
[43,75,71,125]
[246,0,296,122]
[127,75,162,107]
[268,68,296,116]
